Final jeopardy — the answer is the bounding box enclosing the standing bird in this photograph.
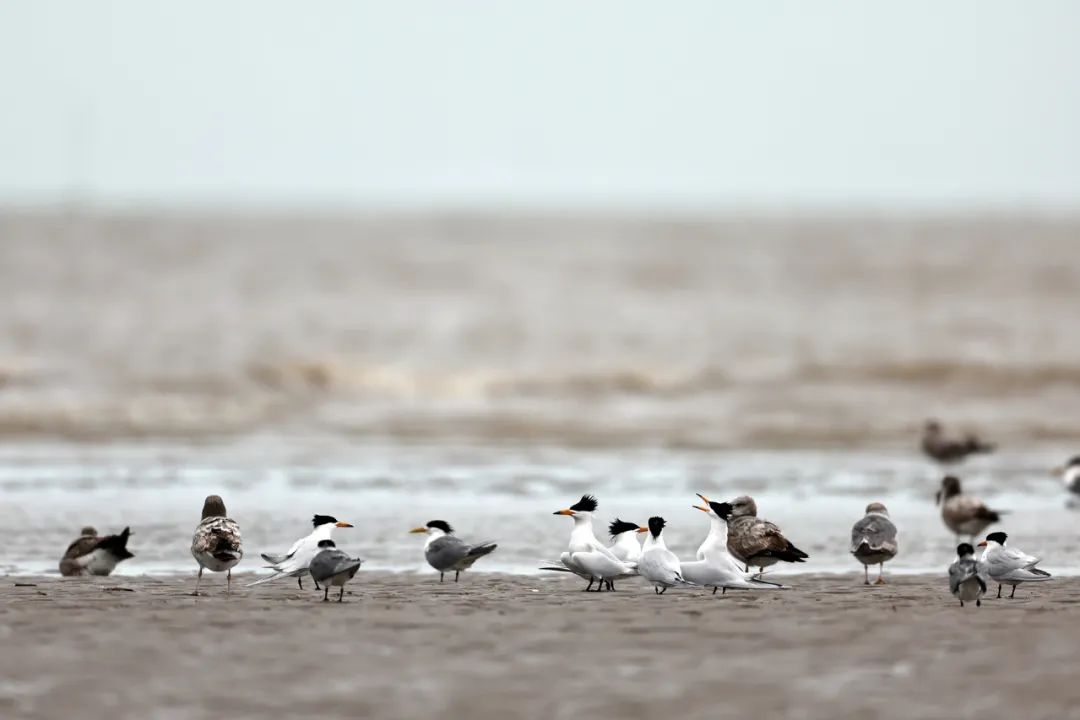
[1053,456,1080,497]
[408,520,497,582]
[948,543,986,608]
[936,476,1004,541]
[547,495,637,592]
[250,515,354,589]
[308,540,364,602]
[921,419,995,464]
[681,496,785,594]
[638,516,694,594]
[850,502,898,585]
[59,526,135,577]
[604,518,644,591]
[725,495,809,573]
[978,531,1051,599]
[190,495,243,596]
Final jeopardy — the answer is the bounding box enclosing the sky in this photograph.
[2,1,1079,210]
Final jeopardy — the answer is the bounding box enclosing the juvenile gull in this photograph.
[948,543,986,608]
[409,520,497,582]
[725,495,809,573]
[921,419,995,464]
[978,531,1051,599]
[638,516,695,594]
[681,495,785,594]
[1053,456,1080,496]
[59,526,134,577]
[191,495,243,596]
[308,540,364,602]
[935,476,1004,541]
[850,502,898,585]
[249,515,354,589]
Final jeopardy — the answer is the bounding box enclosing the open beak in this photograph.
[409,527,427,534]
[553,509,575,516]
[636,526,649,533]
[696,493,710,503]
[977,541,987,547]
[692,504,708,512]
[336,521,354,528]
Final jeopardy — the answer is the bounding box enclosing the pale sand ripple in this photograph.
[2,573,1080,719]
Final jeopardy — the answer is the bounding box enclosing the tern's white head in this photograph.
[553,494,598,524]
[977,531,1008,550]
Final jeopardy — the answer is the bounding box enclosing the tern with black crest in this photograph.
[681,495,785,593]
[59,526,135,577]
[249,514,354,588]
[638,516,695,594]
[547,495,637,592]
[191,495,243,596]
[978,532,1051,599]
[409,520,497,582]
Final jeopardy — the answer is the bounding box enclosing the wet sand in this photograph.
[2,572,1079,719]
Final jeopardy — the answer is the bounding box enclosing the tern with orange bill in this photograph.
[681,494,785,594]
[248,515,353,588]
[545,495,638,592]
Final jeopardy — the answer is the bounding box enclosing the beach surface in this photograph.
[2,572,1079,720]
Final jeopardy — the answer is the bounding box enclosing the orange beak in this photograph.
[553,509,575,516]
[636,527,649,533]
[977,541,987,547]
[409,527,427,534]
[336,521,354,528]
[693,492,710,512]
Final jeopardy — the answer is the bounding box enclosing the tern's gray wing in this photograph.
[850,514,898,555]
[309,549,363,583]
[425,535,469,571]
[949,557,979,594]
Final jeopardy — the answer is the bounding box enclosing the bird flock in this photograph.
[54,420,1073,606]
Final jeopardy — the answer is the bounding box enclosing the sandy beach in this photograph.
[2,572,1079,720]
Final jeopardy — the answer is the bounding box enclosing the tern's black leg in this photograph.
[1010,585,1016,599]
[977,599,981,607]
[744,564,749,573]
[960,600,964,607]
[455,571,460,582]
[298,576,304,590]
[585,578,594,592]
[654,587,659,594]
[722,587,727,595]
[322,586,329,602]
[659,586,667,595]
[997,584,1002,599]
[339,587,345,603]
[440,573,444,582]
[607,580,615,591]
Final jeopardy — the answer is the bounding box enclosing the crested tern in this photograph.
[409,520,497,582]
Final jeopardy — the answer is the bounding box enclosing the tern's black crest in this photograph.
[426,520,454,534]
[312,515,338,528]
[317,539,336,549]
[985,531,1008,545]
[708,501,733,520]
[608,518,640,537]
[570,494,598,513]
[956,543,975,557]
[1068,456,1080,468]
[647,516,666,537]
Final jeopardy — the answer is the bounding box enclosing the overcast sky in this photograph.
[2,1,1079,210]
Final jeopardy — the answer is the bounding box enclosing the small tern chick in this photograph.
[948,543,986,608]
[409,520,497,582]
[191,495,243,596]
[308,540,363,602]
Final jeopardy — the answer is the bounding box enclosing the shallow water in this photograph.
[0,439,1075,576]
[1,212,1078,575]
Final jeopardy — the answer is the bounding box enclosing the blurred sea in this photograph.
[1,212,1078,575]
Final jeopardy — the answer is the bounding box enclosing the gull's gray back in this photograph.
[850,513,897,554]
